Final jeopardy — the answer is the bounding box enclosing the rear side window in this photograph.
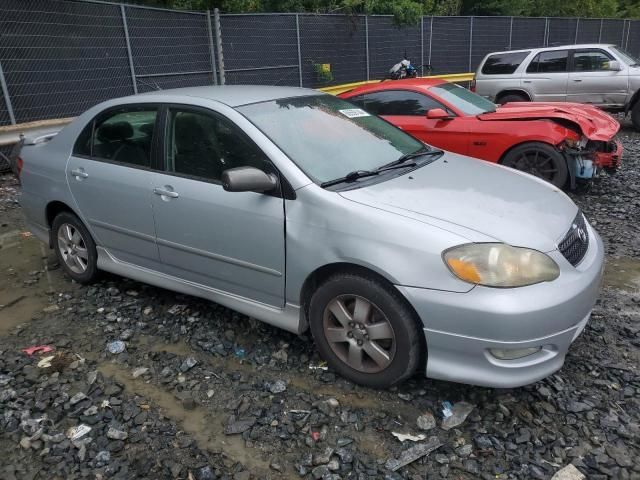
[481,52,530,74]
[526,50,568,73]
[572,49,614,72]
[350,90,448,116]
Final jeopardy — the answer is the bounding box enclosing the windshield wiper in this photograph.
[320,169,379,188]
[377,146,442,171]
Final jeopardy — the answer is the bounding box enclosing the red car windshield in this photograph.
[429,83,496,116]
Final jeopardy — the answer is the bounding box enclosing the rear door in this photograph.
[348,90,470,155]
[567,48,628,106]
[522,49,569,101]
[150,105,286,307]
[67,105,161,268]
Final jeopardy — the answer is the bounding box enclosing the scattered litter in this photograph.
[441,401,453,418]
[20,231,33,238]
[234,347,246,358]
[22,345,54,356]
[441,401,475,431]
[106,340,126,354]
[311,431,321,442]
[392,432,427,442]
[551,464,586,480]
[37,355,55,368]
[385,436,443,471]
[309,361,328,371]
[66,424,92,441]
[131,367,149,378]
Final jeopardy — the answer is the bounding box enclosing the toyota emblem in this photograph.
[576,227,587,243]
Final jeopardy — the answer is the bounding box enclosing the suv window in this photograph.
[87,107,157,167]
[167,108,269,182]
[481,51,530,75]
[526,50,568,73]
[572,49,614,72]
[350,90,448,116]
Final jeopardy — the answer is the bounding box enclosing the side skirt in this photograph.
[96,247,305,334]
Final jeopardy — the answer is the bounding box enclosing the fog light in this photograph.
[489,347,541,360]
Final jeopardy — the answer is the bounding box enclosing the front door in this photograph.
[151,106,286,307]
[522,49,569,102]
[67,105,160,268]
[567,49,628,106]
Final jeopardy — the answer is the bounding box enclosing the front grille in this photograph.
[558,211,589,266]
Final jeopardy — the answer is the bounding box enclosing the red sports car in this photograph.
[339,78,622,188]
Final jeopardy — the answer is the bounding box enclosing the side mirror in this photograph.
[608,60,621,71]
[426,108,452,120]
[222,166,278,193]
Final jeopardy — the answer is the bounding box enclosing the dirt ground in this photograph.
[0,126,638,480]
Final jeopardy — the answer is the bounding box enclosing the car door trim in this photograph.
[89,218,156,243]
[96,246,302,332]
[156,237,283,277]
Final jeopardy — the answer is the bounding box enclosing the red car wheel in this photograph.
[501,142,568,188]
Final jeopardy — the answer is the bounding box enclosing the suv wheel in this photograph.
[502,142,568,188]
[631,102,640,131]
[52,212,99,284]
[497,93,528,104]
[309,273,422,388]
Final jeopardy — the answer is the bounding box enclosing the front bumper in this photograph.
[593,139,623,170]
[398,225,604,388]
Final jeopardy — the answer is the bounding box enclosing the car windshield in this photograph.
[428,82,496,115]
[237,95,427,184]
[611,46,640,66]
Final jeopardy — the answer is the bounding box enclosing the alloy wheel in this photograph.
[322,295,396,373]
[503,148,559,182]
[57,223,89,274]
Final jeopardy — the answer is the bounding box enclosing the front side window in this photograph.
[166,108,268,182]
[481,51,530,75]
[350,90,448,116]
[572,49,614,72]
[427,83,496,115]
[237,95,425,184]
[527,50,568,73]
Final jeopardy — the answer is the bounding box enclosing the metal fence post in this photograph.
[625,20,631,50]
[0,60,15,125]
[544,17,549,46]
[295,14,303,87]
[213,8,225,85]
[621,19,627,47]
[468,17,473,73]
[365,16,370,81]
[421,16,424,76]
[508,16,513,49]
[206,10,218,85]
[120,5,138,95]
[598,18,603,43]
[428,17,433,67]
[575,17,580,44]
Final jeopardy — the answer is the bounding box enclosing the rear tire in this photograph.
[497,93,528,104]
[501,142,568,188]
[52,212,99,284]
[309,272,422,388]
[631,102,640,131]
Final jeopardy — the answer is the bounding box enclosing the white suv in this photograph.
[474,44,640,129]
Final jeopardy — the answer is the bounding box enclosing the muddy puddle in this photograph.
[604,256,640,292]
[0,229,71,335]
[97,361,288,477]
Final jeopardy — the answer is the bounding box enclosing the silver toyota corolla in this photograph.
[17,86,603,388]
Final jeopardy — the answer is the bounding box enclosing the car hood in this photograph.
[339,153,578,252]
[478,102,619,141]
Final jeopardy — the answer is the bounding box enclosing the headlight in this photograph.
[443,243,560,287]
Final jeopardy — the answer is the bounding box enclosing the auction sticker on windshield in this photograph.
[339,108,370,118]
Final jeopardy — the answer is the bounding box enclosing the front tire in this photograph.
[497,93,528,104]
[309,273,422,388]
[501,142,568,188]
[52,212,99,284]
[631,102,640,131]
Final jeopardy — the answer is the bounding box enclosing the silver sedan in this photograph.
[17,86,603,388]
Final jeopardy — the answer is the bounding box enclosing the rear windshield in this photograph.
[481,52,530,75]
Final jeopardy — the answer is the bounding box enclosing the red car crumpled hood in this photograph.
[478,102,619,141]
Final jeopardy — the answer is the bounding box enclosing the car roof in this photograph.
[342,78,446,96]
[486,43,616,56]
[137,85,323,107]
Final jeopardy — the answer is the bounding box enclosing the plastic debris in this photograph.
[20,231,33,238]
[131,367,149,378]
[311,431,321,442]
[234,347,246,358]
[37,355,55,368]
[309,361,329,371]
[66,424,92,441]
[22,345,54,356]
[106,340,126,354]
[392,432,427,442]
[551,464,586,480]
[385,436,443,471]
[441,401,475,431]
[441,401,453,418]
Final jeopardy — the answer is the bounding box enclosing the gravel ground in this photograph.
[0,127,638,480]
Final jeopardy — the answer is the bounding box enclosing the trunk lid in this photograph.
[478,102,619,140]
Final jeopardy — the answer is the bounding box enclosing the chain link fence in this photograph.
[2,0,640,171]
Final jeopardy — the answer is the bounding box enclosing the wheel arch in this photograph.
[496,89,532,103]
[45,200,80,247]
[497,139,560,165]
[625,89,640,114]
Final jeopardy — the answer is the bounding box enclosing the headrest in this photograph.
[96,121,134,142]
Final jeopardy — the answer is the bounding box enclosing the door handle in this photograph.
[153,187,179,199]
[70,168,88,179]
[523,80,531,83]
[572,79,582,82]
